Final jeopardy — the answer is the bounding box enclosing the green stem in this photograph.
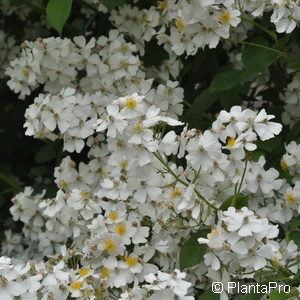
[183,100,192,108]
[237,160,248,194]
[228,39,287,56]
[240,15,277,42]
[154,152,218,211]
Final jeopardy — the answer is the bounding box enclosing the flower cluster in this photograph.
[107,0,300,56]
[5,32,142,99]
[2,0,300,299]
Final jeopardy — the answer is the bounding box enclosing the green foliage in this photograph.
[219,194,249,211]
[244,293,262,300]
[286,231,300,247]
[287,120,300,142]
[289,216,300,230]
[179,229,209,269]
[182,38,287,130]
[102,0,125,10]
[209,41,282,93]
[46,0,73,34]
[197,288,220,300]
[269,287,299,300]
[181,88,219,128]
[35,142,56,164]
[209,69,246,93]
[256,136,283,153]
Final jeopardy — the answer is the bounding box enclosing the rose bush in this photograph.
[1,0,300,299]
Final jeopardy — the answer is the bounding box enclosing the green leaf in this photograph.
[244,293,262,300]
[289,216,300,230]
[209,69,246,93]
[197,288,220,300]
[179,230,209,269]
[286,231,300,247]
[220,86,243,109]
[0,172,22,192]
[269,287,299,300]
[46,0,73,34]
[35,144,56,164]
[182,88,219,128]
[242,43,280,76]
[248,149,265,162]
[257,136,282,153]
[102,0,125,10]
[287,120,300,142]
[30,166,50,177]
[210,39,282,93]
[219,194,249,211]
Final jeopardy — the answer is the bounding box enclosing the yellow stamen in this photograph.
[58,180,68,189]
[78,268,90,276]
[100,267,110,278]
[70,281,83,290]
[280,159,287,170]
[125,257,138,267]
[211,226,221,235]
[119,160,128,168]
[132,123,144,133]
[107,211,119,221]
[124,96,138,109]
[98,167,106,176]
[115,223,127,236]
[285,193,296,205]
[158,1,168,9]
[271,256,280,266]
[80,191,90,199]
[226,137,236,147]
[171,187,182,198]
[175,17,185,31]
[103,239,116,253]
[119,44,129,52]
[22,69,29,78]
[219,11,231,23]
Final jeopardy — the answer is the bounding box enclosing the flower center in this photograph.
[70,281,83,290]
[124,96,137,109]
[115,223,127,235]
[80,191,90,199]
[103,239,117,253]
[133,122,144,133]
[100,267,110,278]
[78,268,90,276]
[125,256,138,267]
[119,160,128,168]
[226,137,236,147]
[285,193,296,205]
[211,226,221,235]
[107,211,119,221]
[219,11,231,23]
[280,159,287,170]
[159,1,168,9]
[175,17,185,31]
[171,187,182,198]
